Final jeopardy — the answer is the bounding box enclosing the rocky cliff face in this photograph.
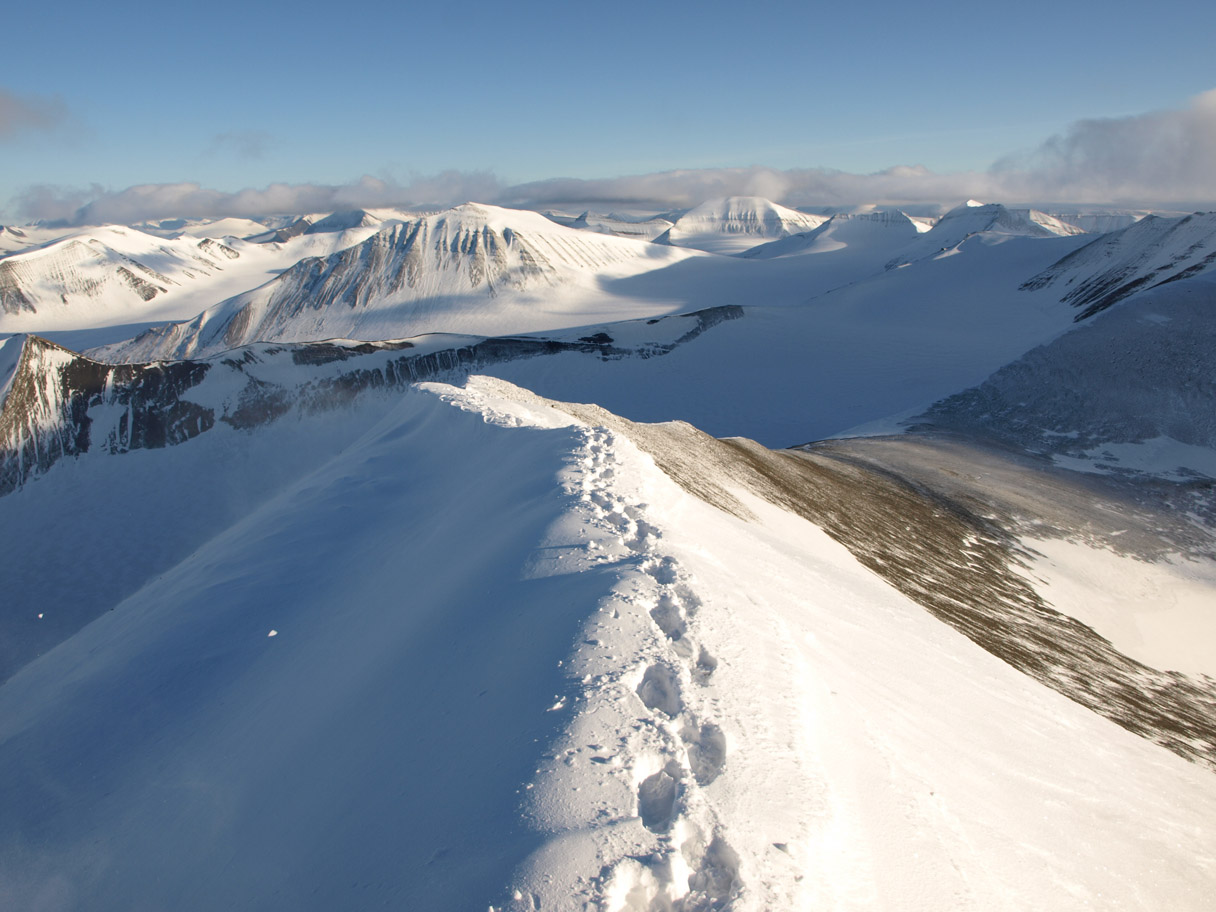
[0,307,742,495]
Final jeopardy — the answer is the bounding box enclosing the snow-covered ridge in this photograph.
[885,200,1084,269]
[741,210,922,260]
[0,215,414,339]
[543,210,675,240]
[1040,210,1146,234]
[0,226,244,319]
[93,203,702,363]
[1022,210,1216,319]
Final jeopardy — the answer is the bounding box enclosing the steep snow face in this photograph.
[886,200,1084,269]
[918,274,1216,482]
[1022,211,1216,319]
[95,204,703,362]
[1025,209,1087,236]
[660,197,829,254]
[1,375,1214,911]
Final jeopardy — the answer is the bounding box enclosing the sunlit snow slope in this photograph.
[95,204,707,362]
[0,220,392,342]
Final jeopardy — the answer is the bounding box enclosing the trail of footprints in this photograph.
[576,428,740,911]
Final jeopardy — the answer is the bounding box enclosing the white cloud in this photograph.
[16,172,504,225]
[991,88,1216,203]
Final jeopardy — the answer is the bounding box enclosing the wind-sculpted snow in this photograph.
[96,203,702,362]
[3,198,1216,910]
[1021,210,1216,319]
[0,307,741,499]
[917,275,1216,483]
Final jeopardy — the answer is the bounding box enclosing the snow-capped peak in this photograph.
[660,196,829,254]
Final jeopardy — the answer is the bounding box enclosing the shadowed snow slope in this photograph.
[918,274,1216,481]
[741,210,921,261]
[1,375,1214,911]
[0,334,21,405]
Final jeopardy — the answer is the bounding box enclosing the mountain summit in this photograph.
[657,196,828,253]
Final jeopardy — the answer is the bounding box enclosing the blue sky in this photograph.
[3,0,1215,221]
